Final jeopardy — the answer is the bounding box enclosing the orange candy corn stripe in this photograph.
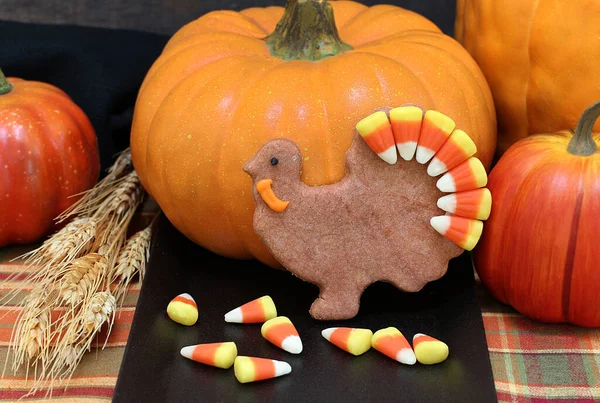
[371,327,416,365]
[427,129,477,176]
[180,342,238,369]
[436,157,487,193]
[430,215,484,251]
[437,188,492,220]
[172,295,197,309]
[415,110,456,164]
[389,106,423,161]
[261,316,302,354]
[224,295,277,323]
[321,327,373,356]
[234,356,292,383]
[356,111,397,164]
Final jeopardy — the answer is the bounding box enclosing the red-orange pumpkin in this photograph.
[131,0,496,267]
[474,101,600,327]
[0,69,100,246]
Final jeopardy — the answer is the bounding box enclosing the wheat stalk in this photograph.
[59,254,107,307]
[111,226,152,303]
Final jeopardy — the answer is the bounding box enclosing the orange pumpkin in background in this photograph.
[456,0,600,157]
[131,0,496,267]
[0,69,100,247]
[475,101,600,327]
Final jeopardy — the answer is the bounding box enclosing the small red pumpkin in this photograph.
[0,69,100,246]
[474,101,600,327]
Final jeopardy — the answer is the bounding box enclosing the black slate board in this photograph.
[114,215,497,403]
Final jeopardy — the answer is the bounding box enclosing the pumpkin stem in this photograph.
[0,68,12,95]
[567,101,600,156]
[266,0,353,61]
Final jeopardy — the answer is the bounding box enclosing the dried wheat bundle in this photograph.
[3,148,153,398]
[111,225,152,304]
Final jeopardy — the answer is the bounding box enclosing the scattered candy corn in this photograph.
[436,157,487,193]
[180,342,237,369]
[427,129,477,176]
[234,356,292,383]
[224,295,277,324]
[389,105,423,161]
[430,215,484,251]
[261,316,302,354]
[166,293,198,326]
[321,327,373,356]
[437,188,492,220]
[371,327,416,365]
[415,110,456,164]
[413,333,449,365]
[356,111,397,164]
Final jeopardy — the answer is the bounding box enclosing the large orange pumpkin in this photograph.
[456,0,600,157]
[474,101,600,327]
[0,69,100,246]
[131,0,496,267]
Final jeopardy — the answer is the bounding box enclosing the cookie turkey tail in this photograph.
[355,107,491,251]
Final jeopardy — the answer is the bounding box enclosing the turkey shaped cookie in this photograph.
[244,106,491,320]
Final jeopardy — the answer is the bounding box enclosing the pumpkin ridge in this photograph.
[562,184,584,322]
[335,2,372,30]
[400,37,497,151]
[315,65,336,182]
[523,0,542,144]
[214,60,286,259]
[346,51,436,107]
[144,56,254,199]
[141,33,269,94]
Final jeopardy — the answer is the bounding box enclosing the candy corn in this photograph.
[180,342,237,369]
[224,295,277,324]
[371,327,416,365]
[437,188,492,220]
[389,105,423,161]
[166,293,198,326]
[413,333,449,365]
[356,111,397,164]
[234,356,292,383]
[415,110,456,164]
[321,327,373,356]
[261,316,302,354]
[430,215,484,251]
[436,157,487,193]
[427,129,477,176]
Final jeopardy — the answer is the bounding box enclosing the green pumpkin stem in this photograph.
[567,101,600,156]
[0,68,12,95]
[266,0,353,61]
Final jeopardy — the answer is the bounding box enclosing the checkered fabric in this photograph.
[1,243,599,401]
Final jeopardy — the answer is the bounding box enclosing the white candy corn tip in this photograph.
[180,345,196,360]
[396,348,417,365]
[436,173,456,193]
[321,328,336,341]
[378,147,398,165]
[281,335,303,354]
[413,333,425,341]
[430,216,451,235]
[396,141,417,161]
[178,293,194,301]
[224,307,243,323]
[437,194,457,213]
[427,157,447,177]
[274,360,292,377]
[416,146,435,164]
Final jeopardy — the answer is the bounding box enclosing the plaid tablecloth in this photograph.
[1,244,599,402]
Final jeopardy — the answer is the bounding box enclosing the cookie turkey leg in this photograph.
[309,281,366,321]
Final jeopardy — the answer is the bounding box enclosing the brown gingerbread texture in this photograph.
[244,106,491,320]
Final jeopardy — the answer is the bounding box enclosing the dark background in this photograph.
[0,0,456,171]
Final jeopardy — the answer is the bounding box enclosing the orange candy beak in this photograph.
[256,179,289,213]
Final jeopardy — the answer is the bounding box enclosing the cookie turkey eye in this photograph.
[270,157,279,166]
